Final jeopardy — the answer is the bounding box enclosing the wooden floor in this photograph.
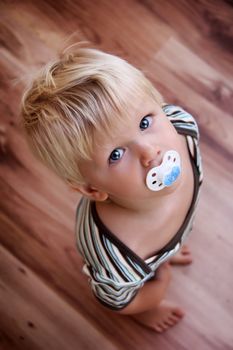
[0,1,233,349]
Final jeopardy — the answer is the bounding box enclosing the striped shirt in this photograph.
[75,104,203,310]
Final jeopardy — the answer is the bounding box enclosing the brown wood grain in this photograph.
[0,1,233,349]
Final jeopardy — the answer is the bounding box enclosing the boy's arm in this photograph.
[117,262,171,315]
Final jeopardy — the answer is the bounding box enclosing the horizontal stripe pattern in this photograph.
[75,103,203,310]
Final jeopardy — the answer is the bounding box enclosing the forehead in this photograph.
[92,95,161,149]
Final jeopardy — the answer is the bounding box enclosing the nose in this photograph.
[135,142,161,168]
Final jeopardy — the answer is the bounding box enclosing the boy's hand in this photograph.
[156,262,171,286]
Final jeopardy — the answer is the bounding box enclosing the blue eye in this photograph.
[140,115,152,130]
[109,148,124,163]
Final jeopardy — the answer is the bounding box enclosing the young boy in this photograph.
[21,46,203,333]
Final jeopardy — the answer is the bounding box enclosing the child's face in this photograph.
[78,94,183,205]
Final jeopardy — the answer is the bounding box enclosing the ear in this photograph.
[69,183,109,202]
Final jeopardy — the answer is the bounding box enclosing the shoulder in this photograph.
[162,103,200,140]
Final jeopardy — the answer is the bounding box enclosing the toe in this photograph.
[182,245,190,252]
[154,325,164,333]
[172,310,185,319]
[168,315,183,326]
[182,256,193,264]
[165,319,176,326]
[170,315,184,322]
[183,251,192,258]
[168,315,179,323]
[161,322,170,330]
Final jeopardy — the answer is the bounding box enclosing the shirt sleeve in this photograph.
[82,261,154,311]
[162,103,203,180]
[162,103,200,140]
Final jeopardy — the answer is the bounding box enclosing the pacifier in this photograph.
[146,150,181,191]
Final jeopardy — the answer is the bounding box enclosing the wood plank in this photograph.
[0,244,118,350]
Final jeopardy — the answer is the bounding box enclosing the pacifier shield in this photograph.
[146,150,181,191]
[163,166,181,186]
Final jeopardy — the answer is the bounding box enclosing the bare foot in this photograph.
[132,301,185,333]
[169,245,193,265]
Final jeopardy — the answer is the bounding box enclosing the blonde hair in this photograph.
[21,46,164,185]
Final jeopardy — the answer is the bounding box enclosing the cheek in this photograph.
[109,162,144,192]
[160,123,179,145]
